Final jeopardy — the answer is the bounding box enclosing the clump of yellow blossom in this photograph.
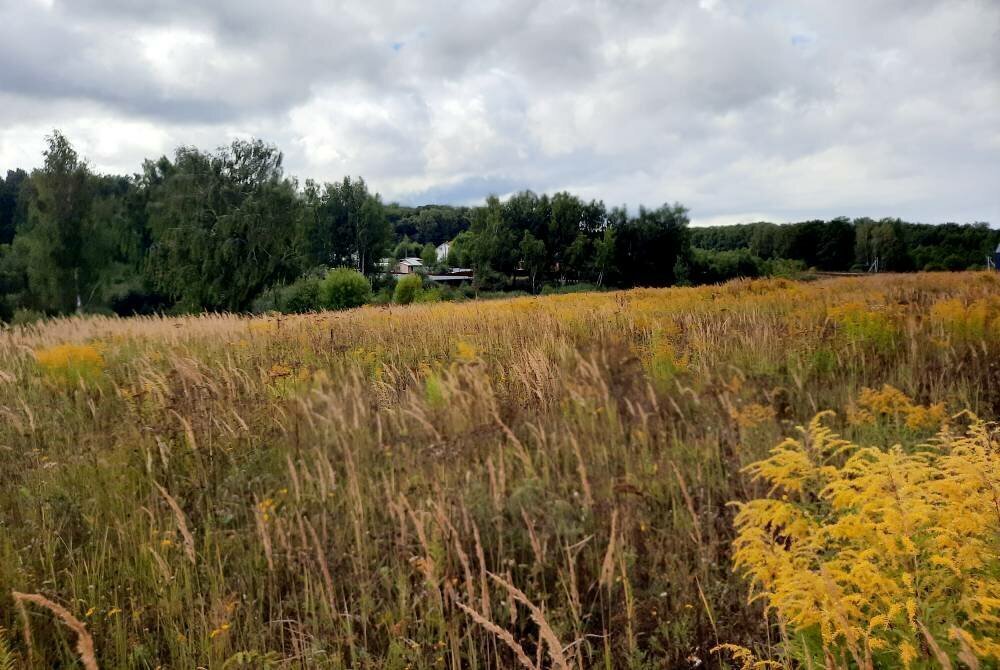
[247,320,278,335]
[266,363,292,379]
[454,340,478,363]
[827,302,898,350]
[929,297,998,344]
[209,622,230,639]
[33,343,105,386]
[711,644,784,670]
[730,403,1000,668]
[257,498,276,523]
[849,384,947,431]
[730,402,776,430]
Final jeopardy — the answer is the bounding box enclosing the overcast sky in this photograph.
[1,0,997,225]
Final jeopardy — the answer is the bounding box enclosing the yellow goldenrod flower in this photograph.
[731,397,1000,668]
[33,343,105,386]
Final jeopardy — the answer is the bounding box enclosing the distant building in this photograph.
[436,241,452,262]
[394,257,423,275]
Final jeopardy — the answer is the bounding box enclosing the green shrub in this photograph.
[414,287,442,303]
[251,287,282,313]
[283,275,322,312]
[763,257,808,279]
[472,268,507,291]
[319,268,371,310]
[685,248,765,284]
[252,272,324,314]
[437,285,468,302]
[393,274,422,304]
[11,308,45,326]
[942,254,966,271]
[371,284,394,305]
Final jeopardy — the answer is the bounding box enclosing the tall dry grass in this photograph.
[0,273,997,668]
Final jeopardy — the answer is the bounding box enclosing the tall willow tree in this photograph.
[146,139,303,311]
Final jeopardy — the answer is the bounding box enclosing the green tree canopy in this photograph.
[301,177,392,275]
[614,203,691,287]
[393,274,422,305]
[319,267,371,310]
[146,139,302,312]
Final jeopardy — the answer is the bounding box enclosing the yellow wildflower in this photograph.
[454,339,478,363]
[731,399,1000,668]
[730,402,776,429]
[33,343,105,385]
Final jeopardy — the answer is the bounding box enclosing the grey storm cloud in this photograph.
[0,0,997,225]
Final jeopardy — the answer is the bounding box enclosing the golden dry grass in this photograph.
[0,272,997,668]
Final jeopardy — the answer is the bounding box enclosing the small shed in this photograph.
[394,257,423,275]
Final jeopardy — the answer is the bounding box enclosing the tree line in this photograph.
[0,132,691,319]
[0,133,399,319]
[0,132,995,321]
[688,218,998,277]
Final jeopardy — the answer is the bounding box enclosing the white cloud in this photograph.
[0,0,996,225]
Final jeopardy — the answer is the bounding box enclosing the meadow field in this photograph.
[1,273,998,669]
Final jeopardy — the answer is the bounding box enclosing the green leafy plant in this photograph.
[318,267,371,310]
[393,274,422,305]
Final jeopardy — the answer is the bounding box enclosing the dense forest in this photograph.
[689,219,999,275]
[0,132,996,321]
